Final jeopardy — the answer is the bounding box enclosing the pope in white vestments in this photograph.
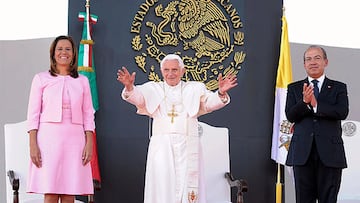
[117,54,237,203]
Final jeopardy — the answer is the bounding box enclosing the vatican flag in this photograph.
[271,13,293,203]
[271,14,293,165]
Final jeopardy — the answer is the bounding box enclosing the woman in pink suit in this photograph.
[27,35,95,203]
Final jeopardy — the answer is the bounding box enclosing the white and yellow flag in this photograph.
[271,15,293,165]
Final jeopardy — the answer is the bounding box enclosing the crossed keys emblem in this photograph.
[279,120,294,151]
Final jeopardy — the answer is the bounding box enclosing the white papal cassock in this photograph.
[122,81,229,203]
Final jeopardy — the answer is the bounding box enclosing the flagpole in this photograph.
[276,163,282,203]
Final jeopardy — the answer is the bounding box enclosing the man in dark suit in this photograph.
[285,45,349,203]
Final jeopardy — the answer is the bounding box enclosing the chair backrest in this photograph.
[4,120,44,203]
[338,120,360,202]
[199,122,231,203]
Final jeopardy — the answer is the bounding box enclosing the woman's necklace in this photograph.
[163,82,184,123]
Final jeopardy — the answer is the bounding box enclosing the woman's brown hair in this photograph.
[49,35,79,78]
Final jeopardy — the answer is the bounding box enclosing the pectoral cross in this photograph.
[167,104,178,123]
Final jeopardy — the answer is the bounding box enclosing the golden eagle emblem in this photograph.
[130,0,245,90]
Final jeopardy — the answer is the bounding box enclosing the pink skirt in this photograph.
[27,110,93,195]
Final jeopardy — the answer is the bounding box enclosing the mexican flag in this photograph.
[78,1,101,184]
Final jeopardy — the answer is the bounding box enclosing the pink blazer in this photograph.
[27,71,95,132]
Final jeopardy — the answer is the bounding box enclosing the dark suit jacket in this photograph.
[285,77,349,168]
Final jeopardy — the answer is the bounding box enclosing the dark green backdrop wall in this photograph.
[68,0,283,202]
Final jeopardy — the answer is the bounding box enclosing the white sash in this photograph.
[152,117,200,203]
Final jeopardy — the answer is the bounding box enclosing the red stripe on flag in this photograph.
[91,130,101,182]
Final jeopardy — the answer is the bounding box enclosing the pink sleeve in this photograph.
[82,77,95,131]
[27,74,43,131]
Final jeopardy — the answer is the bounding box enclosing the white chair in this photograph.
[338,120,360,202]
[199,122,247,203]
[199,122,231,203]
[4,121,85,203]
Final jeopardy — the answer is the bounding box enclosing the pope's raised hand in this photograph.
[117,67,136,91]
[218,73,238,94]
